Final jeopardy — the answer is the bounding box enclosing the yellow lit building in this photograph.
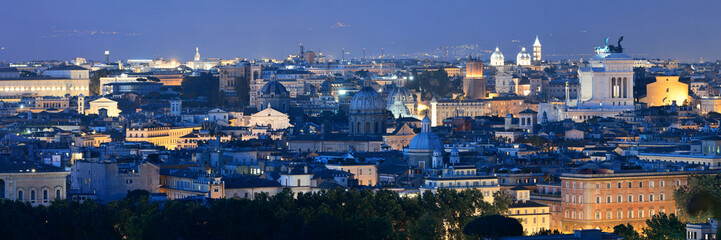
[74,134,111,147]
[126,126,200,150]
[507,186,551,234]
[326,163,378,186]
[640,76,689,107]
[0,162,69,206]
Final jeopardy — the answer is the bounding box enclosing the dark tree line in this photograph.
[407,69,463,100]
[181,72,221,106]
[0,188,514,240]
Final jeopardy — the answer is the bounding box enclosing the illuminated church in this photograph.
[540,37,635,122]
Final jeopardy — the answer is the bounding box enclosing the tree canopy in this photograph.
[674,173,721,222]
[407,69,462,100]
[181,72,220,106]
[463,214,523,239]
[0,188,511,240]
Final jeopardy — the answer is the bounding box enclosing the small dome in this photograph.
[409,132,444,150]
[350,86,385,113]
[261,81,289,96]
[490,46,505,66]
[517,47,531,66]
[409,115,443,150]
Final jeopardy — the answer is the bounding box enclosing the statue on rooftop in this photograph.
[607,36,624,53]
[594,36,624,54]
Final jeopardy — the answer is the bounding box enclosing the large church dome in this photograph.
[350,86,385,113]
[409,116,443,150]
[490,46,505,66]
[516,47,531,66]
[261,80,289,96]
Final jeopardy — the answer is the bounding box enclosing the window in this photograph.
[618,182,622,188]
[565,211,569,218]
[676,180,681,186]
[628,182,632,188]
[607,196,612,203]
[660,194,665,201]
[42,190,48,203]
[606,211,612,219]
[18,190,23,201]
[617,211,623,219]
[595,212,601,219]
[596,183,600,189]
[650,209,656,216]
[639,210,644,218]
[639,182,643,188]
[628,195,633,202]
[596,196,601,204]
[649,194,654,202]
[30,190,36,203]
[628,211,634,218]
[639,195,644,202]
[572,195,576,203]
[650,181,655,188]
[618,195,622,203]
[606,183,611,189]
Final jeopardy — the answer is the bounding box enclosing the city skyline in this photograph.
[1,0,720,62]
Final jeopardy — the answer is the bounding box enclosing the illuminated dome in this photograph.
[386,85,414,107]
[490,46,505,66]
[516,47,531,66]
[409,116,443,150]
[350,86,385,113]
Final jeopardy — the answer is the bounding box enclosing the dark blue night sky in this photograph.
[1,0,719,62]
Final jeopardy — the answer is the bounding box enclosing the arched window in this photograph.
[623,78,628,98]
[43,190,48,203]
[55,189,61,200]
[17,190,23,201]
[30,190,36,203]
[365,122,370,134]
[356,122,361,134]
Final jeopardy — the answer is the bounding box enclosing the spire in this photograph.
[495,46,500,52]
[533,35,541,47]
[194,47,200,61]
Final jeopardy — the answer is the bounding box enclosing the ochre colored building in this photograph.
[559,171,691,233]
[641,76,688,107]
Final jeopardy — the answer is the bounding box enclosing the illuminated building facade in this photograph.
[462,57,486,100]
[559,171,689,233]
[640,76,688,107]
[125,126,200,150]
[429,97,538,126]
[0,162,69,206]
